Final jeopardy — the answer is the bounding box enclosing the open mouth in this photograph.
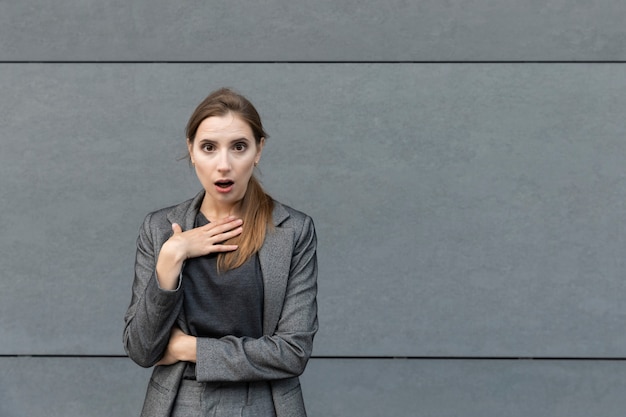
[215,180,234,189]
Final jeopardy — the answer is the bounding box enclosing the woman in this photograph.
[123,88,318,417]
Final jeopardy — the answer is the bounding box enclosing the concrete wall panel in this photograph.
[1,1,625,62]
[1,357,626,417]
[1,64,625,357]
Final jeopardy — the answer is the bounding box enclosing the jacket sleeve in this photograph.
[193,215,319,382]
[123,212,184,368]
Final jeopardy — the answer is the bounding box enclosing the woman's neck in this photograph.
[200,198,241,222]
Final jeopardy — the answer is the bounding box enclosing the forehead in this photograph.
[195,113,253,139]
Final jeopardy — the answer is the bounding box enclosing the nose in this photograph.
[216,150,231,172]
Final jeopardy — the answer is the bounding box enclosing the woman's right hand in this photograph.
[165,216,243,259]
[155,216,243,290]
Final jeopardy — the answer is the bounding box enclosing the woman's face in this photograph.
[188,112,263,211]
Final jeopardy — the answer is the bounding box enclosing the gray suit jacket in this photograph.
[123,191,318,417]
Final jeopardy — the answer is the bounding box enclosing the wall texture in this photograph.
[1,1,625,417]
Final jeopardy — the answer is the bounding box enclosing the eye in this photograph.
[201,143,215,152]
[233,142,248,152]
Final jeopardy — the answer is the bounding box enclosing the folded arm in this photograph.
[155,215,319,382]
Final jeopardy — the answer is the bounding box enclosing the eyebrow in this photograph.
[197,137,251,144]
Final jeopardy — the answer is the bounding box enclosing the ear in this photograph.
[186,138,194,164]
[255,137,265,164]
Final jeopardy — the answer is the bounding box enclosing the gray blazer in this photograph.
[123,191,318,417]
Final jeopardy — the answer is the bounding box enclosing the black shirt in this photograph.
[181,212,264,340]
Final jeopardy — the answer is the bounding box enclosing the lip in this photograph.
[214,179,235,194]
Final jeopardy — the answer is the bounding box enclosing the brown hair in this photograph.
[186,88,274,271]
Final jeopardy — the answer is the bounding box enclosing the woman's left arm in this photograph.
[162,215,318,381]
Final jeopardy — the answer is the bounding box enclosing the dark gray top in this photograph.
[182,212,264,340]
[182,212,264,380]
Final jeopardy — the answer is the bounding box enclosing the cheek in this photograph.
[193,162,213,183]
[237,157,256,172]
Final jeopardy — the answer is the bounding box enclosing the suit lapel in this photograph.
[259,203,292,335]
[165,191,204,332]
[166,191,204,232]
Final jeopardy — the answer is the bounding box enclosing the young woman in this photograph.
[123,88,318,417]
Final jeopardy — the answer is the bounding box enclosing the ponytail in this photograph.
[218,175,274,271]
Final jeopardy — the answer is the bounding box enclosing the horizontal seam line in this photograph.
[3,355,626,361]
[0,61,626,64]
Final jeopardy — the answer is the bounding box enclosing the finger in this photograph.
[156,354,169,366]
[211,244,239,253]
[156,355,176,366]
[171,223,183,234]
[202,216,242,230]
[209,226,243,244]
[204,219,243,236]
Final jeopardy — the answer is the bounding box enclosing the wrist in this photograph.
[161,240,187,264]
[155,244,186,291]
[181,335,197,363]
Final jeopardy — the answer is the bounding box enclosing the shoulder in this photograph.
[142,192,203,230]
[272,200,314,229]
[138,194,200,241]
[140,203,177,231]
[143,204,175,224]
[271,200,316,249]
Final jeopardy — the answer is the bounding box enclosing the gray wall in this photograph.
[1,2,625,417]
